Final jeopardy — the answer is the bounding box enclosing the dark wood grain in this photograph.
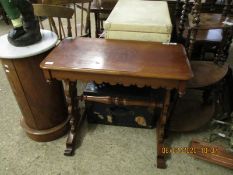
[177,0,233,46]
[80,95,163,108]
[1,51,68,142]
[173,0,232,133]
[169,89,215,132]
[40,37,193,168]
[41,38,193,81]
[188,61,229,88]
[2,59,36,128]
[190,139,233,169]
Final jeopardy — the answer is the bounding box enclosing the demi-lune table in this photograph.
[40,37,193,168]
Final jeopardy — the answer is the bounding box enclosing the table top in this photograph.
[0,30,57,59]
[41,38,193,81]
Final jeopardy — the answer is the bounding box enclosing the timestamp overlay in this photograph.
[161,146,219,154]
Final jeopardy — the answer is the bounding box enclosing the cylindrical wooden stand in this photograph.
[0,30,69,142]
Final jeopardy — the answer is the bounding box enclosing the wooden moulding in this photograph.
[189,139,233,170]
[1,51,69,142]
[80,95,163,108]
[20,116,70,142]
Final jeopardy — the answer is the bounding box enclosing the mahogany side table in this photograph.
[40,38,193,168]
[0,30,69,142]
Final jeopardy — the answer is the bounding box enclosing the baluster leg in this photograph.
[64,81,80,156]
[156,89,171,169]
[178,0,189,41]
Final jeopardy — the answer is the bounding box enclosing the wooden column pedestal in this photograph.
[0,30,69,142]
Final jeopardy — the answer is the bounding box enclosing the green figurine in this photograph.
[0,0,41,46]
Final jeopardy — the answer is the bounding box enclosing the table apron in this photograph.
[43,69,187,94]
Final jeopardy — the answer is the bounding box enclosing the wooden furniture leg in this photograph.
[64,81,81,156]
[94,12,99,38]
[156,89,171,169]
[85,2,91,37]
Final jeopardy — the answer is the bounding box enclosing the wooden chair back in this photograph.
[33,4,74,40]
[177,0,233,40]
[41,0,92,37]
[186,0,233,63]
[176,0,233,60]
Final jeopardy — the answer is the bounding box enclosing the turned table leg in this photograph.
[64,81,81,156]
[156,89,171,169]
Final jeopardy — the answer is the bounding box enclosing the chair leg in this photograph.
[94,12,99,38]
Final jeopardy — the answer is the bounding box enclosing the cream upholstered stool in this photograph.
[0,30,69,142]
[104,0,172,42]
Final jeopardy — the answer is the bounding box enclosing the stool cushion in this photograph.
[104,0,172,42]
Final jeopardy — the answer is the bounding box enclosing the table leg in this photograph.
[64,81,81,156]
[165,90,179,138]
[156,89,171,169]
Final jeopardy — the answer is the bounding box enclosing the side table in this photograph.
[40,38,193,168]
[0,30,69,142]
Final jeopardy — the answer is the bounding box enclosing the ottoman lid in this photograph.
[0,30,58,59]
[104,1,172,34]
